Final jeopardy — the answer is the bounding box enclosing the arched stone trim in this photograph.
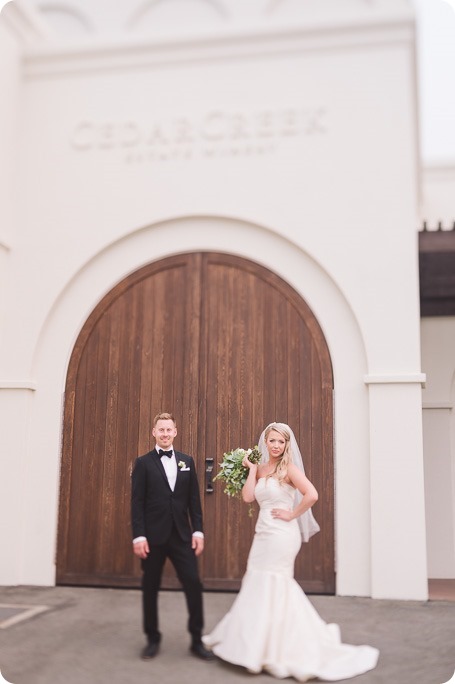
[27,215,370,594]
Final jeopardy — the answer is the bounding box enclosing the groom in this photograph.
[131,412,213,661]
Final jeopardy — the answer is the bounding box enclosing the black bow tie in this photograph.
[158,449,173,458]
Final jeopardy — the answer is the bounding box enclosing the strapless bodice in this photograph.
[254,476,296,510]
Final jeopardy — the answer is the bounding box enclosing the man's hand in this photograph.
[133,540,149,559]
[192,535,204,556]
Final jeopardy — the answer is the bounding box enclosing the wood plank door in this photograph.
[197,254,334,593]
[57,252,334,593]
[57,254,203,587]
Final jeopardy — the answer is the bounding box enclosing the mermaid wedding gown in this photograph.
[203,477,379,682]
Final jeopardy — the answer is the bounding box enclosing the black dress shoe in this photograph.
[190,642,215,661]
[141,641,160,659]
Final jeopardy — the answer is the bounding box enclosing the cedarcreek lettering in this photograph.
[70,108,327,161]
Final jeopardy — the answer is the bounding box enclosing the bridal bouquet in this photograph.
[213,446,262,513]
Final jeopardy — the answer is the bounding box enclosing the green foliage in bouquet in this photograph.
[213,446,262,508]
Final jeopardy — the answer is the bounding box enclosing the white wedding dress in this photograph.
[203,477,379,682]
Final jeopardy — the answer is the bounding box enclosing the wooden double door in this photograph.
[57,252,334,593]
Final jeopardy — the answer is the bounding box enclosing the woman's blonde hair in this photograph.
[264,423,292,484]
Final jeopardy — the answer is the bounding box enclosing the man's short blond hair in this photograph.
[153,412,176,427]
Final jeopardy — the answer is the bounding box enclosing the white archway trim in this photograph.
[23,216,371,593]
[32,215,368,382]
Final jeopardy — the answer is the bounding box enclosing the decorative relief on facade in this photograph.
[40,6,94,38]
[265,0,376,12]
[69,107,327,163]
[126,0,229,33]
[2,0,409,47]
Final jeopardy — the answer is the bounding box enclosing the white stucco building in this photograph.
[1,0,454,601]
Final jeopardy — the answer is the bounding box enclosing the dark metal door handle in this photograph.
[205,458,214,493]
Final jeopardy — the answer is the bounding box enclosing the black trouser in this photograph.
[141,527,203,644]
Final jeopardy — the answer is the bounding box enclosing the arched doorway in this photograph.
[57,252,334,592]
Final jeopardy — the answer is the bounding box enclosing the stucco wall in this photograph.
[0,1,428,599]
[421,317,455,578]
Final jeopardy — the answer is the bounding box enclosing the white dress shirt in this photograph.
[159,447,177,491]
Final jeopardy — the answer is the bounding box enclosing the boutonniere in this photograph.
[178,460,190,471]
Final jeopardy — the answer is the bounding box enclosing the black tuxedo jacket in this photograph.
[131,448,203,545]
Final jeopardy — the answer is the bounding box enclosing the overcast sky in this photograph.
[412,0,455,164]
[1,0,454,164]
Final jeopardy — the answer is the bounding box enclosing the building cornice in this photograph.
[0,381,37,391]
[1,1,415,78]
[24,23,415,78]
[422,402,452,410]
[364,373,426,386]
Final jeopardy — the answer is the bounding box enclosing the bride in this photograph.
[203,422,379,682]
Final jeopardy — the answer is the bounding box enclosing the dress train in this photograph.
[203,478,379,682]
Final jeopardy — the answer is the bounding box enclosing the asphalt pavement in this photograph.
[0,585,454,684]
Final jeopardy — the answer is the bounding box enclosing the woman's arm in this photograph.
[271,462,318,521]
[287,462,318,517]
[241,455,258,503]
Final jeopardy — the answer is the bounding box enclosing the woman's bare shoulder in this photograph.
[257,464,269,478]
